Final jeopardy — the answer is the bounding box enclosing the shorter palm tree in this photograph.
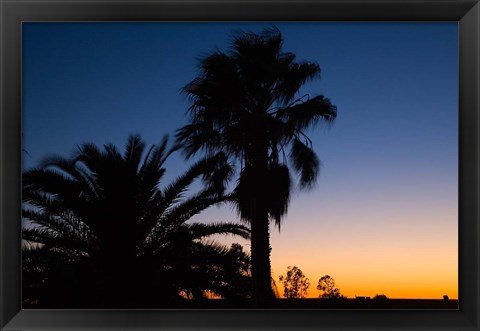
[22,134,250,308]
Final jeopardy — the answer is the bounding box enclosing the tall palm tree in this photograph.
[176,27,337,305]
[22,134,250,308]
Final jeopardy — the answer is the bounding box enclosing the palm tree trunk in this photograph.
[249,140,274,307]
[250,202,273,307]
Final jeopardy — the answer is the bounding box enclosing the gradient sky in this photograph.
[22,22,458,299]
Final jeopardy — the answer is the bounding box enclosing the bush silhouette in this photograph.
[279,266,310,298]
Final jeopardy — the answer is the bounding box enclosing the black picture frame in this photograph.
[1,0,479,330]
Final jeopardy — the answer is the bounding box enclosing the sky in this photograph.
[22,22,458,299]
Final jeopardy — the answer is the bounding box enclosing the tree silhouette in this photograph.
[176,27,337,306]
[279,266,310,298]
[317,275,346,299]
[22,134,250,308]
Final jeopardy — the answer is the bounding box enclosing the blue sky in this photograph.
[22,22,458,298]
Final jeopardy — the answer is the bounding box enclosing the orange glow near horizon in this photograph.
[271,252,458,299]
[268,193,458,299]
[208,176,458,300]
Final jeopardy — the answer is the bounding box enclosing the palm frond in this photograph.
[39,155,98,199]
[103,143,122,160]
[23,168,78,196]
[22,168,95,221]
[124,134,146,174]
[274,61,321,104]
[289,138,320,189]
[22,227,90,255]
[137,135,171,201]
[187,222,250,240]
[72,142,105,177]
[160,187,228,232]
[235,163,291,230]
[265,164,291,229]
[175,123,223,159]
[23,209,74,236]
[277,95,337,131]
[23,190,62,212]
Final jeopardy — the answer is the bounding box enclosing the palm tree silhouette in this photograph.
[176,27,337,306]
[22,134,250,307]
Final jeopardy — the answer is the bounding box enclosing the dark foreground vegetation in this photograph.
[269,298,458,309]
[23,298,458,310]
[63,298,454,310]
[22,135,251,308]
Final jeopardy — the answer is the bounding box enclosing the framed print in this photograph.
[1,0,479,330]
